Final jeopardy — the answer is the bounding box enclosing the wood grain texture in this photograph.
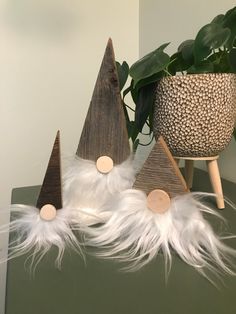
[76,38,130,164]
[133,137,188,198]
[36,131,62,210]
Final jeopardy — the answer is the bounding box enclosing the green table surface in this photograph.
[5,169,236,314]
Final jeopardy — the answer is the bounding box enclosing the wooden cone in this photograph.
[133,137,188,198]
[77,38,130,165]
[36,131,62,210]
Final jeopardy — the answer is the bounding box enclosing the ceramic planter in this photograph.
[153,73,236,157]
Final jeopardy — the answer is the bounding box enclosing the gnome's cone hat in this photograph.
[133,136,187,196]
[77,38,130,165]
[36,131,62,211]
[133,136,188,212]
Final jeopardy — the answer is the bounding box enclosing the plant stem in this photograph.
[145,120,150,128]
[164,69,172,76]
[138,134,154,146]
[140,130,151,135]
[124,104,135,113]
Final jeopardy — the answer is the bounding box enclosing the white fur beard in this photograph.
[84,190,236,279]
[0,205,81,271]
[63,156,135,226]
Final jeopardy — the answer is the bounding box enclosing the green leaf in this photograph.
[229,48,236,72]
[187,61,214,74]
[178,39,194,64]
[169,52,193,74]
[116,61,129,91]
[166,53,178,75]
[123,80,139,104]
[224,6,236,18]
[133,71,163,91]
[126,120,134,139]
[134,82,156,131]
[234,128,236,141]
[129,44,170,87]
[122,84,132,100]
[211,14,225,25]
[157,42,171,51]
[223,7,236,48]
[168,52,184,75]
[126,120,139,143]
[194,23,231,63]
[130,80,138,103]
[207,50,230,72]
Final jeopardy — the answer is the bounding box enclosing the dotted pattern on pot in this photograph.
[153,73,236,157]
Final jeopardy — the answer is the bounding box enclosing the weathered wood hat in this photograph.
[133,136,188,213]
[76,38,130,171]
[37,131,62,220]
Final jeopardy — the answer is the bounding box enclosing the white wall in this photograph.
[0,1,139,312]
[139,0,236,183]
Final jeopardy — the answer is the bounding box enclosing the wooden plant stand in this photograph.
[174,156,224,209]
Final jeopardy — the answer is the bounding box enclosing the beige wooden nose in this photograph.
[96,156,114,174]
[40,204,57,221]
[147,189,171,214]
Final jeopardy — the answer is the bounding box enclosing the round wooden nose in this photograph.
[96,156,114,174]
[40,204,57,221]
[147,189,171,214]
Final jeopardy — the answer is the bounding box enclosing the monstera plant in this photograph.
[117,6,236,151]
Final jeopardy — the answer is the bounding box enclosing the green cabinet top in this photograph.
[5,170,236,314]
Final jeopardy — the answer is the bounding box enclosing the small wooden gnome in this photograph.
[85,137,236,280]
[1,132,80,269]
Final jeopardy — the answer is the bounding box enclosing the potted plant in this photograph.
[117,6,236,156]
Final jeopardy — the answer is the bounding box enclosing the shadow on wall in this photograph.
[4,0,80,41]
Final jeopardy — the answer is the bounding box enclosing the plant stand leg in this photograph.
[185,160,194,189]
[206,159,225,209]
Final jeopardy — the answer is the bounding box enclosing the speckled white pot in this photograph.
[153,73,236,157]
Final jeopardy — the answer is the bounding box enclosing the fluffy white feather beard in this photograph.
[0,205,81,271]
[84,190,236,280]
[63,156,136,226]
